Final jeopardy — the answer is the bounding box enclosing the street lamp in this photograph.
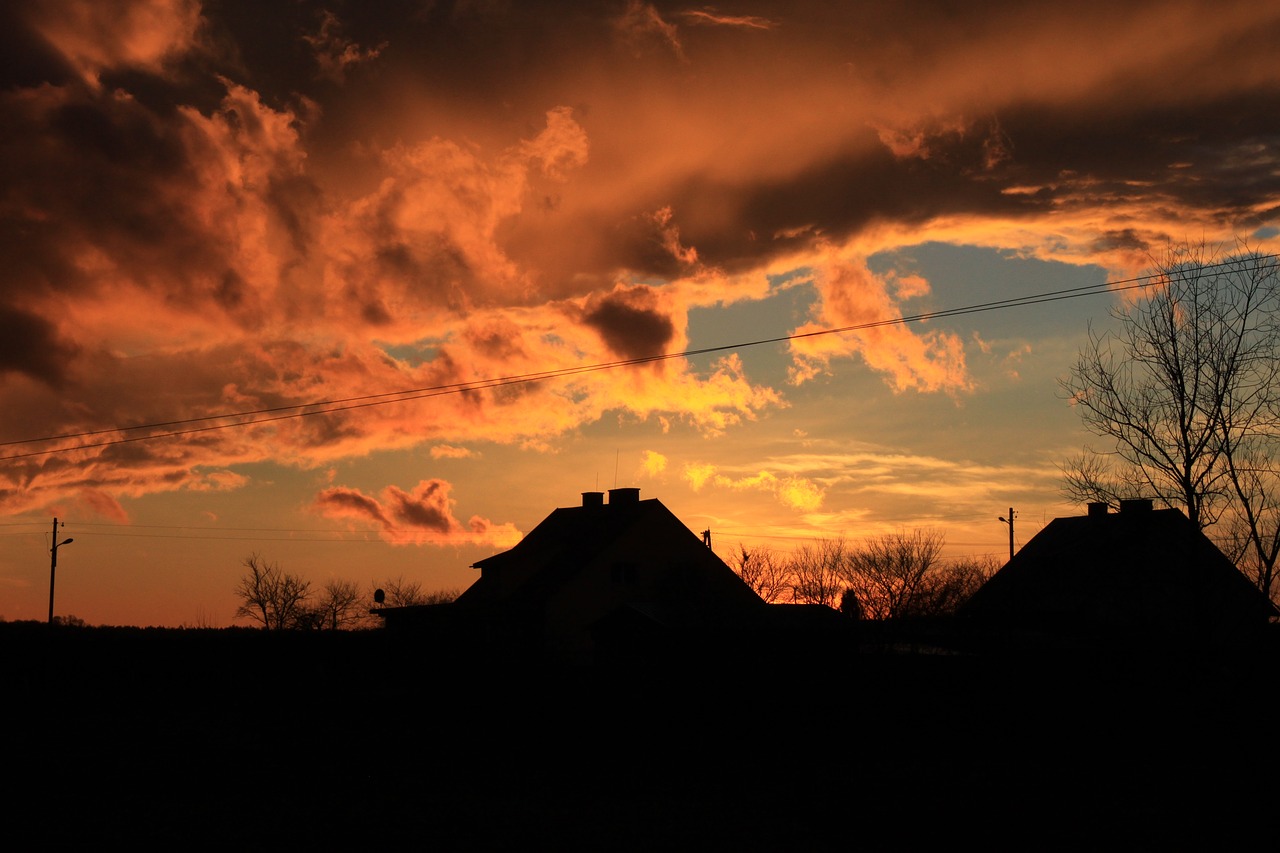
[48,518,74,624]
[997,508,1015,562]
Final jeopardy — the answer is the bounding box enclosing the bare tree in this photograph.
[312,578,368,630]
[373,575,430,607]
[367,578,461,612]
[789,538,847,606]
[914,555,1000,617]
[841,529,946,620]
[1061,241,1280,600]
[234,553,312,630]
[730,544,793,603]
[419,587,462,605]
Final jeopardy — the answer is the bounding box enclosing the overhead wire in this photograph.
[3,252,1275,463]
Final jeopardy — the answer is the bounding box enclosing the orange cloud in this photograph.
[679,10,777,30]
[639,450,668,478]
[25,0,204,86]
[430,445,475,460]
[789,252,972,393]
[321,106,587,338]
[3,0,1278,524]
[682,462,825,512]
[78,488,129,523]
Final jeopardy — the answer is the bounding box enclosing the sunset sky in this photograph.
[3,0,1279,627]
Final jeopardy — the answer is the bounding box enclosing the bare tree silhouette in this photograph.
[234,553,311,630]
[730,544,792,603]
[789,538,847,606]
[1062,240,1280,600]
[312,578,367,630]
[841,529,945,620]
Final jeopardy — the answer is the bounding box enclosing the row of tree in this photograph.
[1063,240,1280,602]
[232,553,458,631]
[233,533,993,631]
[730,529,998,619]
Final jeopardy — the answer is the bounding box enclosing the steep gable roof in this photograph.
[456,491,762,612]
[962,503,1277,644]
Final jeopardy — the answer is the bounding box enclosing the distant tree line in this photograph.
[233,553,459,631]
[730,529,998,619]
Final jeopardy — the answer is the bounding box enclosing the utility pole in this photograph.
[997,508,1015,562]
[48,518,74,624]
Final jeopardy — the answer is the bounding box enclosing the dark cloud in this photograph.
[0,6,74,88]
[643,87,1280,276]
[663,128,1035,274]
[314,486,391,526]
[0,305,79,385]
[1091,229,1157,255]
[311,479,503,546]
[1,86,216,297]
[992,93,1280,204]
[303,10,386,84]
[583,286,675,360]
[388,480,454,533]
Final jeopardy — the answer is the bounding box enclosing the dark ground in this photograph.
[6,621,1276,850]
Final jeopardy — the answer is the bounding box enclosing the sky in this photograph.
[2,0,1279,627]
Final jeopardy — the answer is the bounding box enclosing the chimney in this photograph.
[1119,498,1153,514]
[582,491,605,508]
[607,487,640,506]
[1088,502,1109,517]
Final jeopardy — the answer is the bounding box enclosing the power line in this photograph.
[70,521,384,533]
[48,531,390,543]
[5,253,1274,462]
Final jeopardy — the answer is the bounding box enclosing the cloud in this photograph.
[3,0,1279,521]
[23,0,204,86]
[0,305,80,386]
[682,462,825,512]
[187,470,249,491]
[788,253,973,393]
[430,445,475,460]
[679,10,777,30]
[314,486,390,527]
[615,1,684,60]
[651,206,699,266]
[582,284,676,361]
[303,11,386,83]
[78,488,129,523]
[684,462,717,491]
[639,450,667,477]
[313,479,521,547]
[323,106,588,335]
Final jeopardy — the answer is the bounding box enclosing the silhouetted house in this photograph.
[381,489,769,661]
[961,500,1278,649]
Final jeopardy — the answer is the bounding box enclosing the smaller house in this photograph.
[960,500,1278,649]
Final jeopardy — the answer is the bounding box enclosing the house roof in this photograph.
[455,493,763,613]
[961,504,1278,640]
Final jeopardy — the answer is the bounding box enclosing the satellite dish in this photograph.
[374,588,385,604]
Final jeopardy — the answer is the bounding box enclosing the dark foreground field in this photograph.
[6,622,1276,850]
